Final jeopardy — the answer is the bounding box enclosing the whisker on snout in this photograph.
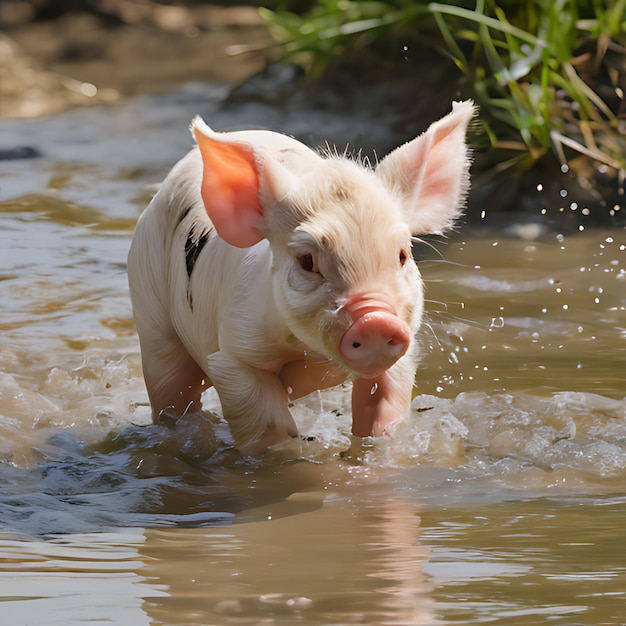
[424,303,490,332]
[420,258,476,270]
[420,318,445,352]
[411,237,449,263]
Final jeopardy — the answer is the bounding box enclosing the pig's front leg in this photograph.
[351,355,416,437]
[206,351,298,454]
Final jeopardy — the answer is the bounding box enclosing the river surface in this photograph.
[1,85,626,625]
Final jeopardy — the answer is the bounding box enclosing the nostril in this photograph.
[352,342,361,348]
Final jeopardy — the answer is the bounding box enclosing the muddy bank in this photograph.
[0,3,276,117]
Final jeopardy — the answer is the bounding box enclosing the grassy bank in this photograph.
[262,0,625,180]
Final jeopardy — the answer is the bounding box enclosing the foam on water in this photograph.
[0,352,149,463]
[288,388,626,479]
[2,349,625,474]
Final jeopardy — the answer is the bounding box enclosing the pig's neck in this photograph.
[215,241,316,371]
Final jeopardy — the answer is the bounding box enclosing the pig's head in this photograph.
[191,102,474,378]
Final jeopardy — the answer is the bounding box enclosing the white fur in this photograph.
[128,102,475,453]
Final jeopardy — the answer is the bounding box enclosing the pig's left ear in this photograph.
[376,100,475,235]
[191,116,296,248]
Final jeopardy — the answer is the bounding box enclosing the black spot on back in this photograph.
[185,225,210,278]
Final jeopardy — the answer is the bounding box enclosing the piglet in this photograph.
[127,101,474,454]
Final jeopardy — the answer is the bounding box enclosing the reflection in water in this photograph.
[367,499,434,624]
[140,496,434,625]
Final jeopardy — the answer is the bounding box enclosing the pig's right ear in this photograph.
[375,100,475,235]
[191,116,295,248]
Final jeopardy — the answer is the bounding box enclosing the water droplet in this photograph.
[287,597,313,608]
[80,82,98,97]
[490,316,505,329]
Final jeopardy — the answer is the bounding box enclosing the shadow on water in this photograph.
[0,414,334,537]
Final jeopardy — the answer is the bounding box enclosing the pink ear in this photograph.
[192,118,264,248]
[376,100,475,235]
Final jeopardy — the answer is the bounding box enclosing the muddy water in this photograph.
[1,90,626,625]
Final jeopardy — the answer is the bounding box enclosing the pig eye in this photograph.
[399,249,408,266]
[297,253,321,276]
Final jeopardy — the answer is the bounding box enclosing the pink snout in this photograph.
[339,296,411,378]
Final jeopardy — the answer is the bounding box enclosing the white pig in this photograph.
[127,101,474,454]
